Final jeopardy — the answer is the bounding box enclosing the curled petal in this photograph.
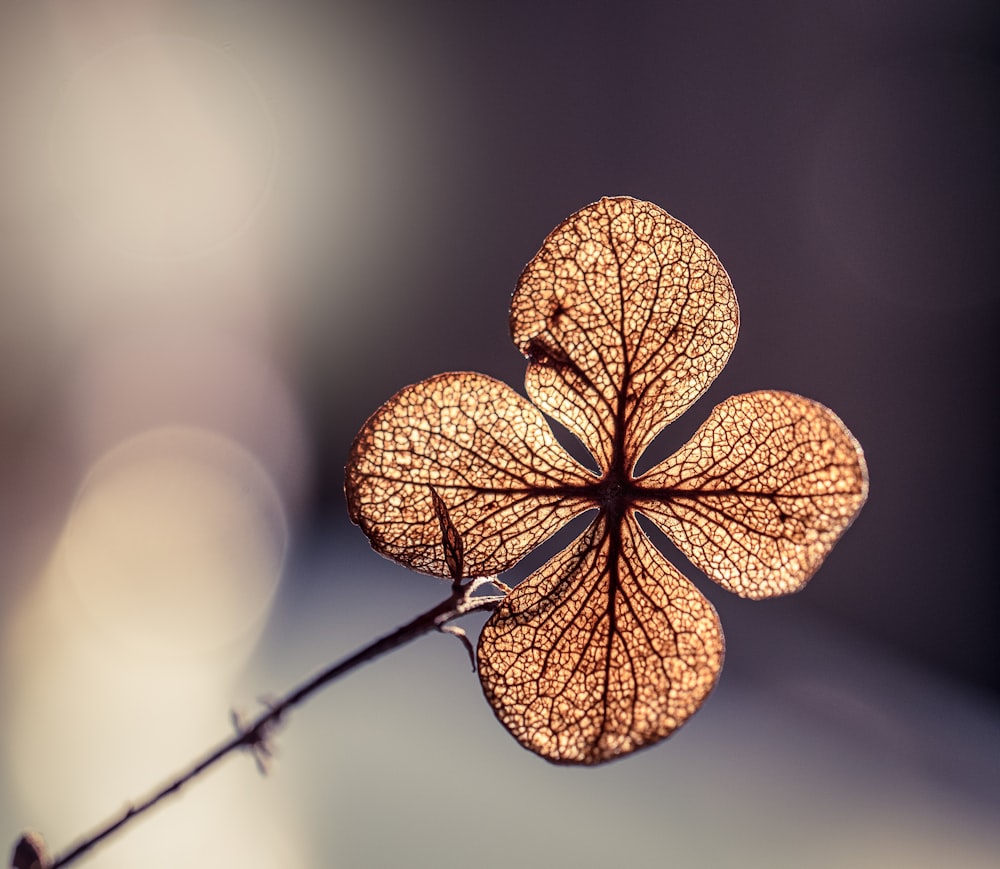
[346,372,595,578]
[637,391,869,599]
[511,196,739,471]
[478,513,723,765]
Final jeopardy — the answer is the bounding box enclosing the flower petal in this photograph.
[478,512,723,764]
[511,196,739,471]
[637,391,869,599]
[346,372,596,578]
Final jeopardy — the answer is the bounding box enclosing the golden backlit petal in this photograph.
[637,391,868,599]
[345,372,596,578]
[510,196,739,470]
[478,513,723,765]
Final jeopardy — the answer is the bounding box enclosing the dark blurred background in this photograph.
[1,1,997,867]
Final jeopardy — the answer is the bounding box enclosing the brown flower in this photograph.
[346,197,868,764]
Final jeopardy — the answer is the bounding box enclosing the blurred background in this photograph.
[1,1,997,867]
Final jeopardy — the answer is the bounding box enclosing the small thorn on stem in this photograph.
[248,737,273,776]
[230,707,278,776]
[437,623,477,672]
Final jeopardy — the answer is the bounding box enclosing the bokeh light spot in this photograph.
[61,426,287,660]
[48,34,275,260]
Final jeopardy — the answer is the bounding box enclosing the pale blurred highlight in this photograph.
[5,559,305,869]
[0,4,371,863]
[49,34,274,261]
[60,426,287,659]
[2,425,301,866]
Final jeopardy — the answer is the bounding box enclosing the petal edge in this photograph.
[478,513,723,764]
[346,372,595,578]
[511,196,739,471]
[637,390,868,598]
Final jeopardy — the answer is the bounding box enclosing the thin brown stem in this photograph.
[45,579,504,869]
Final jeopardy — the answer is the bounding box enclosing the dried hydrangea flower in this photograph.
[346,197,868,764]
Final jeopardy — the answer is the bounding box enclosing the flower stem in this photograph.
[42,579,504,869]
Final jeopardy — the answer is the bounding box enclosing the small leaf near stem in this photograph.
[430,486,465,584]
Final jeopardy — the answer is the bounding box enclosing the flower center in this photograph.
[596,467,634,522]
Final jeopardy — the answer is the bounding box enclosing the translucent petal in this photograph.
[346,372,596,578]
[478,513,723,764]
[511,196,739,471]
[637,391,869,599]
